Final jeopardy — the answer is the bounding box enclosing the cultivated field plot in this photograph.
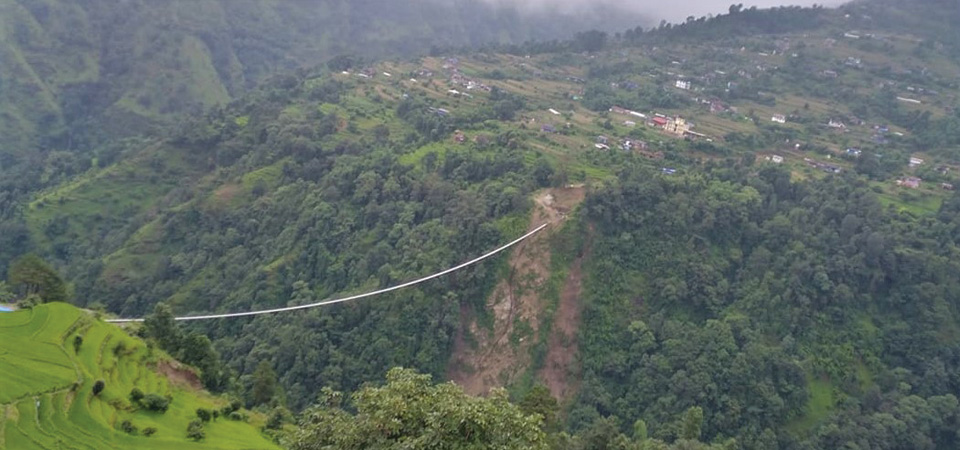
[0,303,279,450]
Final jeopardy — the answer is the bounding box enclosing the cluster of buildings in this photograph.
[896,177,955,191]
[450,130,491,146]
[608,106,698,138]
[897,177,922,189]
[704,98,733,114]
[448,69,492,94]
[594,135,656,156]
[649,115,692,136]
[762,154,785,164]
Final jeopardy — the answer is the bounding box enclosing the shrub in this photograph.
[17,294,42,309]
[92,380,105,396]
[129,387,144,403]
[186,419,205,441]
[228,411,248,422]
[142,394,170,412]
[196,408,212,422]
[73,335,83,353]
[221,399,242,417]
[142,427,157,437]
[120,420,137,435]
[265,407,288,430]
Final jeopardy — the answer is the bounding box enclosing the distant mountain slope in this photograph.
[0,0,647,187]
[0,303,279,449]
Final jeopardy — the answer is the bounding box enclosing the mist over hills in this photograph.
[0,0,646,156]
[0,0,663,213]
[473,0,849,22]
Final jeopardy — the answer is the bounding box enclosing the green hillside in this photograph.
[0,303,279,449]
[0,0,648,213]
[2,0,960,449]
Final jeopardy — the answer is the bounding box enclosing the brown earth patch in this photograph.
[448,186,585,396]
[538,224,593,401]
[156,360,202,391]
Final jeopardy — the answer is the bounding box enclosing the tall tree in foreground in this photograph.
[287,367,547,450]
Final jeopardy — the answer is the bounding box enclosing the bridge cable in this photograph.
[105,223,550,323]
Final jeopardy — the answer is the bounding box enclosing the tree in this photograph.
[633,419,648,443]
[533,160,555,188]
[143,303,181,353]
[73,335,83,353]
[179,333,219,378]
[251,360,279,406]
[7,254,68,303]
[574,30,608,52]
[0,281,14,303]
[519,384,560,430]
[92,380,105,396]
[682,407,704,441]
[289,368,546,450]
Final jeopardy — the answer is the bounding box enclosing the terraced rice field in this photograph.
[0,303,279,449]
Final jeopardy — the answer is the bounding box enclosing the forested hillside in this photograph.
[575,163,960,448]
[3,0,960,448]
[0,0,646,211]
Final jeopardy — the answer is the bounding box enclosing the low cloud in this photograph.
[478,0,849,22]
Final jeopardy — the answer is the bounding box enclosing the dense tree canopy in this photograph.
[572,162,960,448]
[288,367,547,450]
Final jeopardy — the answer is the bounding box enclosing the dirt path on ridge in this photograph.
[448,186,585,396]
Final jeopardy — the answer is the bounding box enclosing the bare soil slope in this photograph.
[449,186,585,396]
[538,224,593,401]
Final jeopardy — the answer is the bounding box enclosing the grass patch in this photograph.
[877,191,943,216]
[399,142,448,166]
[788,375,835,435]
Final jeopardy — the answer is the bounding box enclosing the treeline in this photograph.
[571,161,960,448]
[480,4,829,57]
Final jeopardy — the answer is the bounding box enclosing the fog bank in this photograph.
[477,0,849,23]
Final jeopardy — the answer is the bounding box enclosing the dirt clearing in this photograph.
[156,360,202,390]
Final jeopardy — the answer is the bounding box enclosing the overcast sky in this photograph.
[478,0,850,22]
